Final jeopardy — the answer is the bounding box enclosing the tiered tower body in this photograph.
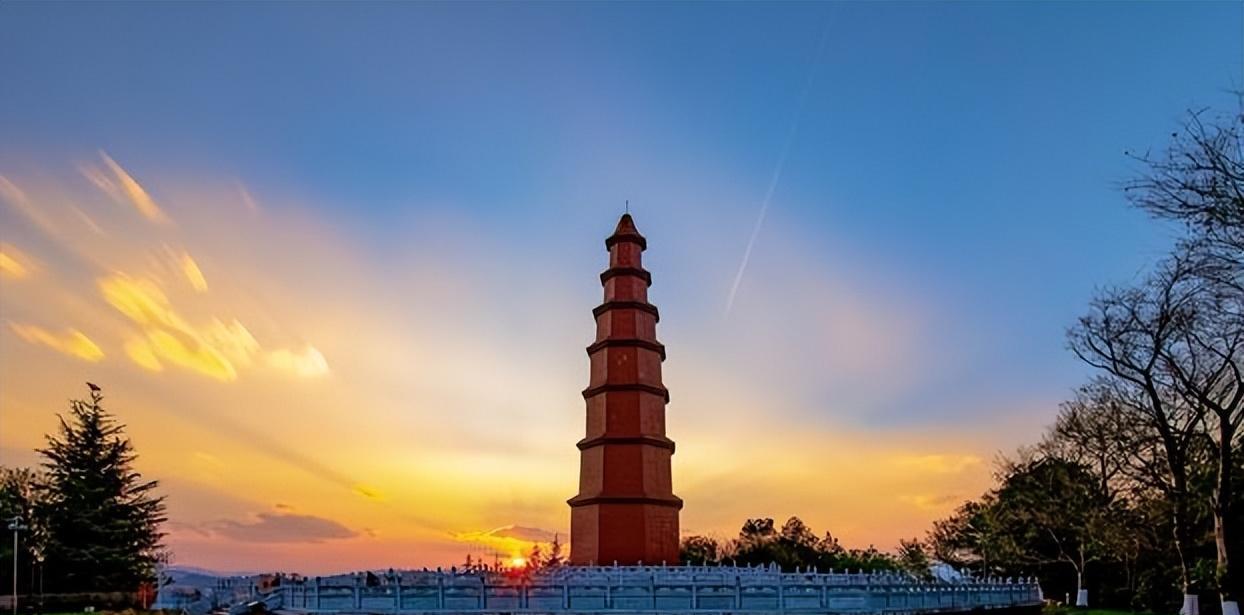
[569,214,681,566]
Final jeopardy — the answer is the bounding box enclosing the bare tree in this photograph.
[1068,255,1209,614]
[1126,103,1244,270]
[1044,380,1156,500]
[1127,103,1244,613]
[1161,267,1244,608]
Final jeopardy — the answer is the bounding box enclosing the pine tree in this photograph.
[527,543,544,570]
[38,384,166,591]
[546,534,564,568]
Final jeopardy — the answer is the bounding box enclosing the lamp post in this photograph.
[7,516,26,615]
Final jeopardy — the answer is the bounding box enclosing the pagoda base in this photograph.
[568,498,682,566]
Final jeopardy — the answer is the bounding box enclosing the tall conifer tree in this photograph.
[38,384,165,591]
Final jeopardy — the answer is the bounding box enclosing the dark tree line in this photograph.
[0,384,166,596]
[929,102,1244,614]
[680,516,927,578]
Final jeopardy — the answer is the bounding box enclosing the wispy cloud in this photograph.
[237,183,261,214]
[898,493,964,511]
[209,512,358,544]
[179,251,209,292]
[0,176,64,242]
[98,273,328,381]
[890,454,983,475]
[100,273,236,380]
[8,323,104,362]
[82,151,169,224]
[70,206,105,235]
[267,345,329,378]
[203,319,260,367]
[0,243,35,279]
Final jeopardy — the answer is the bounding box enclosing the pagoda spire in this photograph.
[568,213,681,566]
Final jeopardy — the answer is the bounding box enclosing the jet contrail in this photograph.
[724,25,830,318]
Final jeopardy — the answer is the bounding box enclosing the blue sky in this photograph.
[1,2,1242,570]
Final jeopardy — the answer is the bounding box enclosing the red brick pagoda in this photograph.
[569,213,682,566]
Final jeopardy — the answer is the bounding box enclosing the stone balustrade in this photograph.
[250,565,1042,614]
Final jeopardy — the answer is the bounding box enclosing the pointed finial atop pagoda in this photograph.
[606,212,647,250]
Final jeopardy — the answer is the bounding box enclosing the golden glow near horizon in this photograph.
[0,156,1030,575]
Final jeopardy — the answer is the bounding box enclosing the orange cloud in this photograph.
[898,493,965,511]
[0,176,63,242]
[123,337,163,372]
[99,273,182,328]
[70,206,105,235]
[180,251,208,292]
[8,323,104,362]
[98,273,328,381]
[204,319,260,366]
[133,329,236,381]
[267,345,329,378]
[82,152,169,223]
[0,243,35,279]
[890,454,983,474]
[99,273,236,379]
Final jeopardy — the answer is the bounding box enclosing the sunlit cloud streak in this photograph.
[178,251,209,292]
[97,272,329,381]
[267,345,330,379]
[897,493,964,512]
[8,322,104,362]
[70,206,106,236]
[99,273,237,380]
[0,243,35,279]
[890,454,983,474]
[82,151,169,224]
[0,176,62,243]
